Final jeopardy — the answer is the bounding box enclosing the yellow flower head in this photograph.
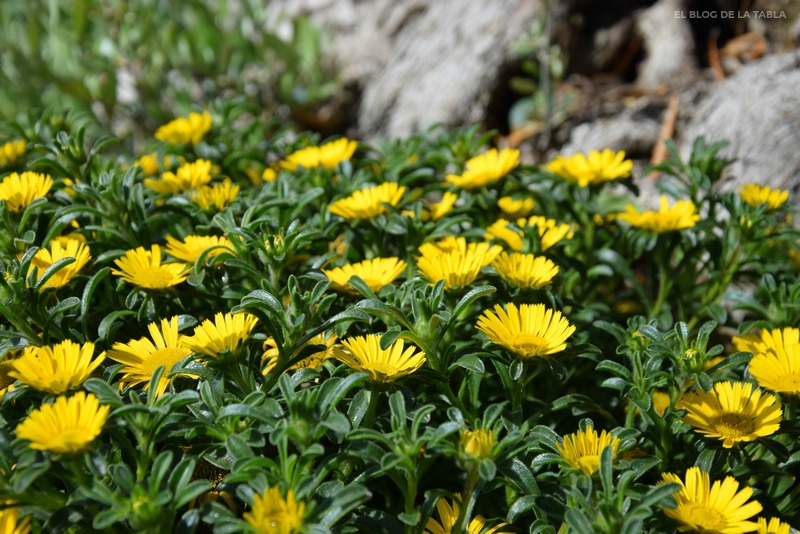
[476,302,575,359]
[679,381,782,448]
[165,235,234,264]
[144,159,214,194]
[424,494,512,534]
[26,239,91,290]
[417,236,469,257]
[492,251,559,289]
[556,426,620,476]
[282,137,358,171]
[0,507,31,534]
[445,148,520,189]
[757,517,791,534]
[652,390,671,416]
[0,357,19,401]
[333,334,425,383]
[417,240,501,290]
[460,428,495,459]
[328,182,406,220]
[107,316,194,397]
[323,257,406,294]
[733,327,798,358]
[0,140,27,167]
[111,245,189,290]
[659,467,762,533]
[155,111,212,145]
[407,192,459,221]
[485,216,573,252]
[0,171,53,213]
[15,391,109,454]
[546,149,632,187]
[735,328,800,395]
[498,195,535,218]
[133,153,181,177]
[616,196,700,233]
[10,340,105,395]
[262,332,338,375]
[183,312,258,359]
[739,184,789,211]
[243,487,305,534]
[188,179,240,211]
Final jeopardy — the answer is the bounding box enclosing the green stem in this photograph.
[452,470,479,534]
[363,388,379,428]
[648,259,670,322]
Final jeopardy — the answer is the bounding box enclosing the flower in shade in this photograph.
[145,159,214,194]
[476,303,575,360]
[497,195,535,218]
[0,171,53,213]
[188,459,237,512]
[15,391,109,454]
[0,140,27,167]
[323,257,406,294]
[27,239,91,290]
[106,316,194,397]
[188,179,240,211]
[327,182,406,220]
[417,240,501,290]
[739,184,789,211]
[485,216,573,252]
[756,517,791,534]
[659,467,762,533]
[183,312,258,359]
[262,332,338,375]
[243,487,305,534]
[678,381,781,448]
[460,428,495,459]
[281,137,358,171]
[0,357,18,401]
[112,245,189,290]
[556,426,620,476]
[424,494,512,534]
[616,196,700,233]
[9,340,105,395]
[734,328,800,396]
[0,507,31,534]
[333,334,425,383]
[165,235,234,264]
[445,148,520,189]
[492,251,558,289]
[545,149,632,187]
[155,111,212,145]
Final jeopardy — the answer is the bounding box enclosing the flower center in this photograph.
[513,334,547,356]
[136,267,181,289]
[0,360,16,390]
[682,503,727,531]
[141,347,192,376]
[713,413,755,438]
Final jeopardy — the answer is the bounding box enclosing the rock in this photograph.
[559,102,664,157]
[635,0,700,88]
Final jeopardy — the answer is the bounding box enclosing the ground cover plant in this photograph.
[0,104,798,533]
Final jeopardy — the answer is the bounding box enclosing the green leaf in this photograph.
[452,285,496,319]
[448,354,485,374]
[80,266,110,338]
[565,508,593,532]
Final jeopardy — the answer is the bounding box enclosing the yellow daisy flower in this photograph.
[406,192,459,222]
[323,257,406,294]
[756,517,791,534]
[0,357,18,401]
[476,302,575,359]
[15,391,109,454]
[485,216,573,252]
[659,467,762,533]
[111,245,189,290]
[327,182,406,220]
[417,241,502,290]
[498,195,535,218]
[445,148,520,189]
[556,426,620,476]
[261,167,278,182]
[425,494,512,534]
[281,137,358,171]
[262,332,338,375]
[652,390,672,416]
[739,184,789,211]
[738,328,800,395]
[243,487,305,534]
[417,236,469,257]
[0,171,53,213]
[332,334,426,383]
[164,235,234,264]
[183,312,258,359]
[0,507,31,534]
[144,159,214,194]
[188,179,240,211]
[27,239,91,290]
[155,111,212,145]
[106,316,194,397]
[0,139,27,167]
[9,340,105,395]
[134,153,161,177]
[492,251,558,289]
[460,428,495,459]
[616,196,700,233]
[733,327,798,357]
[678,381,782,448]
[545,149,632,187]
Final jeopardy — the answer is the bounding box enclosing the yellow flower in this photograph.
[106,316,194,397]
[332,334,425,383]
[679,381,781,448]
[155,111,212,145]
[460,428,494,459]
[111,245,189,290]
[0,140,27,167]
[739,184,789,211]
[281,137,358,171]
[188,179,240,211]
[417,236,469,257]
[15,391,109,454]
[424,494,512,534]
[183,312,258,359]
[545,149,632,187]
[0,506,31,534]
[737,328,800,395]
[262,332,338,375]
[262,167,278,182]
[492,251,558,289]
[165,235,234,264]
[498,196,535,218]
[0,357,18,401]
[417,240,501,290]
[27,239,91,290]
[0,171,53,213]
[485,216,573,252]
[327,182,406,220]
[733,327,798,358]
[323,257,406,294]
[445,148,520,189]
[243,487,305,534]
[756,517,791,534]
[556,426,620,476]
[476,302,575,359]
[652,390,671,416]
[134,153,164,177]
[188,460,237,513]
[659,467,762,533]
[616,196,700,233]
[144,159,214,194]
[407,192,459,221]
[9,340,105,395]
